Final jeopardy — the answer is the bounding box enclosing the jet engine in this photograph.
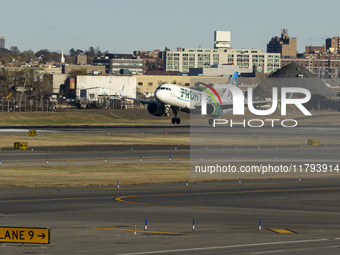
[206,104,223,117]
[147,101,166,116]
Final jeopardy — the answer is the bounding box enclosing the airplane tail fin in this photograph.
[229,71,239,86]
[120,85,125,97]
[221,71,239,102]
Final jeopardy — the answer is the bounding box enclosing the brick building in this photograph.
[267,29,297,58]
[280,35,340,80]
[326,36,340,54]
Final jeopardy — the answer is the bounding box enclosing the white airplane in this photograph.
[121,71,239,125]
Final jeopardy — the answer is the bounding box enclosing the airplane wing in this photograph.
[120,96,153,105]
[119,85,153,105]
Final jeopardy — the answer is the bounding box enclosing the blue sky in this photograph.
[1,0,339,54]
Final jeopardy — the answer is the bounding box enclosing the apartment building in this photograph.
[164,48,280,74]
[326,36,340,54]
[267,28,297,58]
[94,54,144,75]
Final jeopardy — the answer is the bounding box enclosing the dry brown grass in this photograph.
[0,132,190,150]
[0,163,190,187]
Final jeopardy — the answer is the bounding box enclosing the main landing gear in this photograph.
[172,117,180,124]
[171,108,181,125]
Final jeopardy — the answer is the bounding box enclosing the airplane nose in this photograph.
[154,90,159,101]
[154,89,165,103]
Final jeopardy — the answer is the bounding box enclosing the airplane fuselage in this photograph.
[154,84,214,110]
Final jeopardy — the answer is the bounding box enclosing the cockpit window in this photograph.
[157,85,172,91]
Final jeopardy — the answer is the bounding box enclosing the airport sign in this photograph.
[0,227,50,244]
[29,130,37,136]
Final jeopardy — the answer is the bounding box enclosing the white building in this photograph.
[76,76,136,101]
[164,30,280,74]
[164,48,280,74]
[214,31,231,49]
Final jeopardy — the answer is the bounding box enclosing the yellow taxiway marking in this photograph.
[0,196,114,203]
[115,186,340,207]
[268,228,295,234]
[90,227,191,235]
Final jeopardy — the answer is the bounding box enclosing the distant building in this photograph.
[133,50,162,59]
[133,49,164,71]
[0,36,5,49]
[326,36,340,54]
[254,62,336,99]
[305,46,326,54]
[281,37,340,80]
[164,48,280,74]
[135,75,237,95]
[281,54,340,80]
[267,28,297,58]
[62,54,105,75]
[94,54,144,75]
[76,75,136,101]
[188,65,241,76]
[214,31,231,49]
[77,53,87,65]
[164,30,279,74]
[62,65,105,75]
[61,50,65,63]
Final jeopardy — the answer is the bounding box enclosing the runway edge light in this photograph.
[259,219,262,231]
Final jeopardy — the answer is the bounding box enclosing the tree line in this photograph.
[0,46,108,66]
[0,46,108,101]
[0,68,52,101]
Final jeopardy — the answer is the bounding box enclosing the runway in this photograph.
[0,125,339,254]
[1,180,340,254]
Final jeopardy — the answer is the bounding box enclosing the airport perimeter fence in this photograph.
[0,99,56,112]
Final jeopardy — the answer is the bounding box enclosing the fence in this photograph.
[0,100,56,112]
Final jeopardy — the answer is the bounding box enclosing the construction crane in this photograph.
[18,78,27,108]
[3,92,12,101]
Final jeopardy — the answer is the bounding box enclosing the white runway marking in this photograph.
[116,238,337,255]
